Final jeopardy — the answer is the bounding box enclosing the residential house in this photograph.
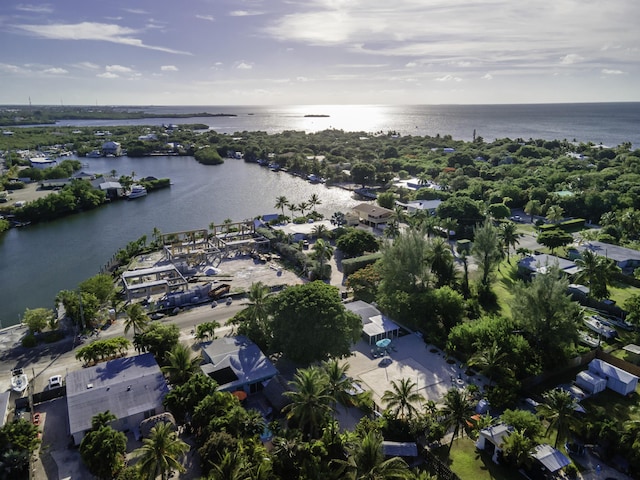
[571,241,640,275]
[351,203,393,229]
[517,254,580,280]
[587,359,639,396]
[102,141,122,156]
[476,424,512,464]
[344,300,401,345]
[200,336,278,395]
[66,353,169,445]
[398,199,441,215]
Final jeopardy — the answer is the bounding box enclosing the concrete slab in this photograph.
[345,332,488,409]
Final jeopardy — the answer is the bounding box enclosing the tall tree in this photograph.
[274,195,289,220]
[133,422,189,480]
[80,415,127,480]
[537,389,580,448]
[334,430,411,480]
[378,228,431,294]
[471,220,503,292]
[440,388,474,451]
[283,366,333,439]
[546,205,564,224]
[308,193,322,214]
[573,250,621,299]
[426,237,455,287]
[524,199,542,223]
[467,341,509,387]
[270,282,361,364]
[124,303,149,336]
[499,222,522,262]
[312,238,334,279]
[382,378,424,421]
[161,343,202,385]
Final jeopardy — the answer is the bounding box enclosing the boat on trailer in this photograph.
[11,368,28,393]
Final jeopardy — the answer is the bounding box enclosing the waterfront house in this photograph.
[101,140,122,156]
[66,353,169,445]
[30,156,57,169]
[351,203,393,230]
[398,199,441,215]
[200,336,278,395]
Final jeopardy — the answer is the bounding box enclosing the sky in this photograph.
[1,0,639,106]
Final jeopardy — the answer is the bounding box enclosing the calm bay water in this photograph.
[0,157,360,327]
[3,103,640,327]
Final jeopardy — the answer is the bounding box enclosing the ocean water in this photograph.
[83,103,640,148]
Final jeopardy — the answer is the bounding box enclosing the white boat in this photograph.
[11,368,28,393]
[127,184,147,199]
[578,331,600,348]
[583,316,617,339]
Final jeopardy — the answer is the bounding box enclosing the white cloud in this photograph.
[229,10,264,17]
[405,62,417,68]
[15,22,192,55]
[560,54,584,65]
[481,73,493,80]
[297,76,311,82]
[435,74,462,82]
[97,72,119,79]
[236,62,253,70]
[602,69,624,75]
[43,67,68,74]
[161,65,178,72]
[74,61,100,70]
[196,14,215,21]
[122,8,148,15]
[0,63,30,74]
[15,3,53,13]
[106,65,133,73]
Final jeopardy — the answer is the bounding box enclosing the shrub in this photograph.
[22,333,37,348]
[342,253,383,276]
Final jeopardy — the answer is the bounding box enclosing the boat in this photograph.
[11,368,28,393]
[578,331,600,348]
[127,184,147,199]
[583,316,617,339]
[86,150,103,158]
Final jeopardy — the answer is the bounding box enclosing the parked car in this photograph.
[48,375,62,389]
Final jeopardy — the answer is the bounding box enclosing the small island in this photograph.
[304,114,330,117]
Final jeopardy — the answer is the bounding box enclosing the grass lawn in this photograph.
[439,437,516,480]
[581,386,640,425]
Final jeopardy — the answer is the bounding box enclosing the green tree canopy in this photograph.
[23,307,54,333]
[134,322,180,364]
[536,228,573,253]
[270,281,362,364]
[79,273,116,305]
[80,423,127,480]
[336,228,380,258]
[351,162,377,187]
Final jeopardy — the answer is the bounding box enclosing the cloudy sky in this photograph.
[1,0,638,105]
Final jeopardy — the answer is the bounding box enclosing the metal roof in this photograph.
[533,444,570,472]
[66,353,168,438]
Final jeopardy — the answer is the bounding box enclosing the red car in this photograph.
[32,413,41,426]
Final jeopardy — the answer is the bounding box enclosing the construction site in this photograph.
[120,220,302,312]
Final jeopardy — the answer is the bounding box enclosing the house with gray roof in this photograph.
[517,254,580,280]
[572,241,640,275]
[200,336,278,395]
[66,353,169,445]
[344,300,401,345]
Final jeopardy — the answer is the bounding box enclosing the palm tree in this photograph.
[223,218,233,234]
[133,422,189,480]
[384,220,401,239]
[311,224,330,240]
[500,222,522,262]
[274,195,289,221]
[331,211,346,227]
[546,205,564,224]
[161,343,202,385]
[574,250,621,299]
[312,238,334,279]
[381,378,424,421]
[467,341,509,387]
[298,201,310,217]
[195,320,220,341]
[91,410,116,430]
[426,237,455,287]
[152,226,162,248]
[308,193,322,214]
[334,430,412,480]
[440,387,474,451]
[207,449,247,480]
[124,303,149,336]
[245,281,270,326]
[501,429,536,468]
[537,389,580,448]
[283,366,332,439]
[524,199,542,223]
[322,360,352,415]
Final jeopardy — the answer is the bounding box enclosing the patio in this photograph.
[345,332,489,409]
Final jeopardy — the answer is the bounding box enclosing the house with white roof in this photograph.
[344,300,401,345]
[587,358,639,396]
[517,254,580,279]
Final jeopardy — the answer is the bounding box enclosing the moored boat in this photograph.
[583,315,617,339]
[127,184,148,199]
[11,368,28,393]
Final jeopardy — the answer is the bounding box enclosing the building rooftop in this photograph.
[66,353,168,438]
[518,254,580,275]
[577,241,640,263]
